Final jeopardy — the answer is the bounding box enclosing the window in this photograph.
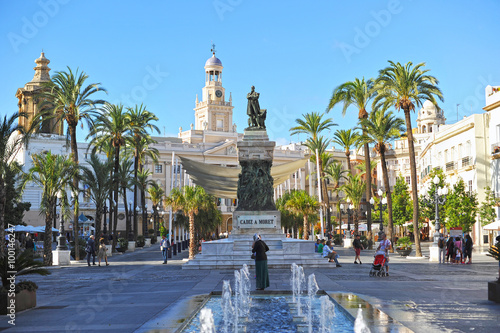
[466,141,471,156]
[216,119,223,128]
[173,165,181,174]
[155,164,162,174]
[444,149,449,163]
[468,180,473,193]
[406,176,410,185]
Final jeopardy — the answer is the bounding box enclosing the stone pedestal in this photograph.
[145,238,151,247]
[128,241,136,252]
[106,246,112,257]
[52,250,71,266]
[343,238,353,248]
[429,246,440,262]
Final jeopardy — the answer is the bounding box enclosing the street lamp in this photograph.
[340,201,354,238]
[142,204,148,237]
[127,201,135,241]
[56,191,68,250]
[102,205,109,235]
[422,176,448,245]
[370,189,387,238]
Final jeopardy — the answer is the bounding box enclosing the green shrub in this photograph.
[333,234,343,245]
[360,235,372,249]
[70,238,87,260]
[16,280,38,292]
[396,236,412,249]
[159,225,167,237]
[117,238,128,250]
[136,235,145,247]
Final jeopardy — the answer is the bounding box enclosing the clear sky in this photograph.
[1,0,499,146]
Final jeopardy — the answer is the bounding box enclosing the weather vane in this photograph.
[211,42,216,55]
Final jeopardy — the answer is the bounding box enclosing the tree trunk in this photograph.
[112,146,120,254]
[322,178,330,234]
[95,206,102,241]
[189,212,196,259]
[123,188,131,241]
[346,151,352,175]
[303,216,309,240]
[141,184,146,237]
[364,140,372,235]
[133,148,139,240]
[43,210,53,266]
[404,108,422,256]
[354,209,359,234]
[68,125,80,260]
[380,149,394,252]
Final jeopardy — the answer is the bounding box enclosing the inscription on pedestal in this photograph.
[236,215,278,229]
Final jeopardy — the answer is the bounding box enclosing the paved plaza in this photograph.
[1,242,499,332]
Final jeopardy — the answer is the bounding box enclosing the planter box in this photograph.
[128,241,136,252]
[116,247,126,253]
[145,238,151,247]
[488,281,500,303]
[396,248,412,257]
[0,290,36,315]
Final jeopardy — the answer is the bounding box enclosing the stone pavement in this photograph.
[1,242,499,332]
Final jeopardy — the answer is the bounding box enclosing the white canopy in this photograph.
[178,156,308,198]
[483,220,500,231]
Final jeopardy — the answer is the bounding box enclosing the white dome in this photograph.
[423,100,436,110]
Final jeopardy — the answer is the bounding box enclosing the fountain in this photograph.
[319,295,336,333]
[234,264,251,319]
[354,305,371,333]
[221,280,236,332]
[290,263,306,317]
[307,274,320,333]
[199,308,216,333]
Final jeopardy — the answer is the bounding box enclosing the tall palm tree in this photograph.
[87,103,132,251]
[341,174,366,234]
[327,78,376,237]
[360,108,405,248]
[136,169,155,238]
[38,67,106,260]
[126,104,160,241]
[165,185,210,259]
[324,161,348,233]
[23,152,78,265]
[80,152,113,241]
[331,129,359,175]
[116,157,134,241]
[285,190,319,240]
[147,182,165,239]
[355,160,378,196]
[0,112,31,254]
[374,61,443,257]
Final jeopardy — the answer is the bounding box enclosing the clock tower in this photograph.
[194,45,233,132]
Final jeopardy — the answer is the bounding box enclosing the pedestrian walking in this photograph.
[464,234,473,264]
[86,235,96,266]
[438,233,446,264]
[353,234,364,264]
[252,233,269,290]
[160,235,171,264]
[446,235,455,263]
[97,238,109,266]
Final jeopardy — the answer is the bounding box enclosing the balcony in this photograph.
[445,161,456,172]
[461,156,472,168]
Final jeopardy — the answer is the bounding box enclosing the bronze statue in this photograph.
[246,86,266,129]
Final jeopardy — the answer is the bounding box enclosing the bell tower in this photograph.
[194,44,233,132]
[15,52,62,134]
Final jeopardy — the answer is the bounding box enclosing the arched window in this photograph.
[422,125,426,133]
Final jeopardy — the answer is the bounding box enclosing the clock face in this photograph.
[215,90,222,98]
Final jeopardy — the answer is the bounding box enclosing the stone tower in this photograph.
[15,52,61,134]
[194,46,234,132]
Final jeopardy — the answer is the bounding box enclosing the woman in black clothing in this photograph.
[464,234,473,264]
[446,235,455,263]
[252,233,269,290]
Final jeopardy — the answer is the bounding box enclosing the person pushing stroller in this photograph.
[376,232,392,276]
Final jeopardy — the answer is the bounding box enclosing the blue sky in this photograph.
[1,0,499,146]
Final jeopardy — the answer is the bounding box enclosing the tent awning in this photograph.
[178,156,308,198]
[483,220,500,231]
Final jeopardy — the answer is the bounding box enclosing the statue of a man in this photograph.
[246,86,260,128]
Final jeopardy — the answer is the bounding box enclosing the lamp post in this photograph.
[142,204,148,237]
[340,201,354,238]
[56,191,68,250]
[423,176,448,245]
[370,189,387,238]
[102,205,108,235]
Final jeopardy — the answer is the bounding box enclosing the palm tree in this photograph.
[38,67,106,260]
[0,112,31,254]
[87,103,132,251]
[165,185,210,259]
[23,152,78,265]
[285,190,319,240]
[374,61,443,257]
[360,107,405,248]
[341,174,366,234]
[136,168,155,239]
[331,129,359,175]
[327,78,376,237]
[116,157,134,240]
[324,161,348,233]
[355,160,378,196]
[126,104,160,240]
[276,191,303,238]
[147,183,165,239]
[80,152,113,241]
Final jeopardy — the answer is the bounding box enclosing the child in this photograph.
[454,246,462,264]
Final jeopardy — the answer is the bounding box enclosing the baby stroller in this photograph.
[369,254,387,277]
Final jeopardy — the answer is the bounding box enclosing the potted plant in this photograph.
[0,251,50,314]
[148,229,157,244]
[333,233,343,246]
[487,239,500,303]
[70,238,87,260]
[116,238,128,253]
[395,236,413,257]
[136,235,146,248]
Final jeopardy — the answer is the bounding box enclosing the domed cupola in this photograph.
[417,100,446,134]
